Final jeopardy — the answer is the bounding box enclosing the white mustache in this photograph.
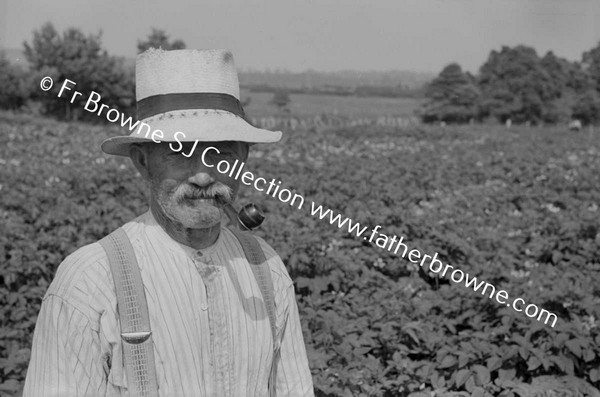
[173,183,233,204]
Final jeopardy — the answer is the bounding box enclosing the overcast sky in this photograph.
[1,0,599,74]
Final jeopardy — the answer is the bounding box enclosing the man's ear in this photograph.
[129,144,151,180]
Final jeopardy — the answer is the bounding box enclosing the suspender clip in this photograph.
[121,331,152,345]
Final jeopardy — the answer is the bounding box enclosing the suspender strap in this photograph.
[99,228,159,397]
[227,227,279,396]
[100,226,277,396]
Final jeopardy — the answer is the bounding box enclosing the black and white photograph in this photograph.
[1,0,599,396]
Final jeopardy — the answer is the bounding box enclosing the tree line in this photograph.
[0,23,291,121]
[2,22,599,127]
[243,82,425,99]
[0,23,185,122]
[420,45,600,126]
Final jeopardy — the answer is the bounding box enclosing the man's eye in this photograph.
[165,151,182,159]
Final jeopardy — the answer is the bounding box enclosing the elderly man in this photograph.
[24,49,314,396]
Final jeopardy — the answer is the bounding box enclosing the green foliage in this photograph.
[420,63,480,124]
[541,51,590,95]
[538,51,591,124]
[1,114,599,396]
[572,90,600,125]
[422,45,600,126]
[249,123,600,396]
[137,28,186,54]
[477,46,559,124]
[0,53,31,110]
[23,22,135,121]
[582,41,600,93]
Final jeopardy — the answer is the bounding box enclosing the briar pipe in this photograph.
[222,202,265,231]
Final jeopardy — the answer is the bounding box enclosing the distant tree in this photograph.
[137,28,186,53]
[270,90,291,110]
[478,45,558,124]
[539,51,591,123]
[0,52,30,110]
[420,63,480,124]
[582,41,600,93]
[572,89,600,125]
[23,22,135,120]
[542,51,590,94]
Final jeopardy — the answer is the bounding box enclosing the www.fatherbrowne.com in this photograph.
[309,203,558,328]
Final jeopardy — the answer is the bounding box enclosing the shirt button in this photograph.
[201,304,208,311]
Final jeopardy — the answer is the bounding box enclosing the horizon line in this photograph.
[0,46,438,75]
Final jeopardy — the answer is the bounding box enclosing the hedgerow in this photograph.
[1,112,599,396]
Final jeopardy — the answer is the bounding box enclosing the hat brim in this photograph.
[101,110,282,156]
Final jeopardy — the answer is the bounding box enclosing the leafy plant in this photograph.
[1,112,599,396]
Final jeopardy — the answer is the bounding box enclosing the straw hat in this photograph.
[101,48,282,156]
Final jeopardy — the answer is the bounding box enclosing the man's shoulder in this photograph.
[45,238,112,306]
[49,213,150,296]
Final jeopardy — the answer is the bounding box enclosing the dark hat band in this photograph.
[137,92,246,120]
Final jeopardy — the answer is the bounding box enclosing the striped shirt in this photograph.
[24,211,314,396]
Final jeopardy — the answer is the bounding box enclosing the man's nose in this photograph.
[187,157,217,187]
[187,170,215,188]
[185,149,222,187]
